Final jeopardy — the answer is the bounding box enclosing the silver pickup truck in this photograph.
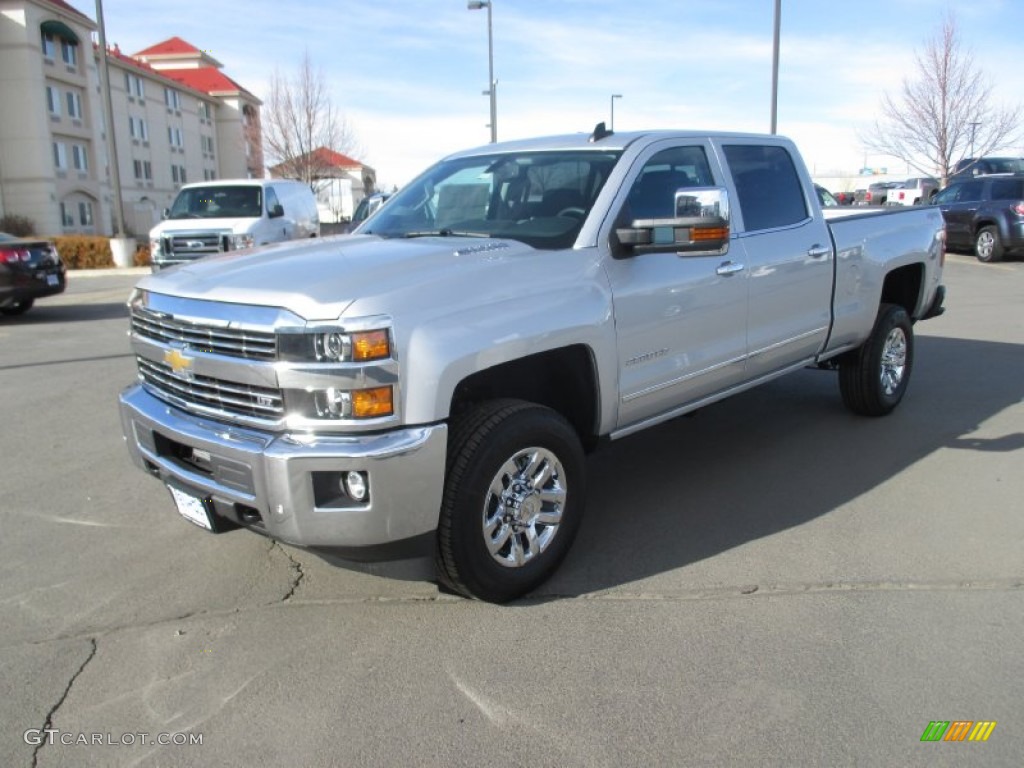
[119,127,946,602]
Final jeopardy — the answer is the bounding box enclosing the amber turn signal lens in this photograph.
[351,330,390,361]
[352,386,394,418]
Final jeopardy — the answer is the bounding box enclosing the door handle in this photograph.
[716,261,744,276]
[807,244,831,259]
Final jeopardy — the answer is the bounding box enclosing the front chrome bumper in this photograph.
[119,384,447,548]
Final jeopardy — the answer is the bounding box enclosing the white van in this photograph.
[149,179,320,270]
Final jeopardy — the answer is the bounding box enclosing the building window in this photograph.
[202,135,215,155]
[204,169,216,181]
[60,203,74,227]
[125,72,144,98]
[46,85,61,116]
[133,159,153,181]
[129,116,149,141]
[52,142,68,170]
[72,144,88,172]
[42,33,57,59]
[197,101,211,120]
[66,90,83,120]
[168,126,184,148]
[78,201,94,226]
[171,165,186,184]
[61,40,77,68]
[164,88,181,110]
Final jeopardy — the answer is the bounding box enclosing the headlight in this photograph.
[149,238,162,257]
[229,233,255,250]
[281,329,391,362]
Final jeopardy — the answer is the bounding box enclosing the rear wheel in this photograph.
[0,298,34,316]
[435,399,585,602]
[839,304,914,417]
[975,226,1004,263]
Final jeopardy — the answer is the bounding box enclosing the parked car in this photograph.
[950,157,1024,180]
[854,181,901,206]
[345,191,392,233]
[833,190,856,206]
[0,232,66,316]
[886,177,939,206]
[931,173,1024,262]
[814,184,839,207]
[149,179,320,271]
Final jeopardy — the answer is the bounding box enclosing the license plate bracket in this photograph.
[166,484,216,532]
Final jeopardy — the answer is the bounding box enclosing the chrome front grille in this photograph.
[137,357,284,420]
[132,307,277,361]
[164,232,224,258]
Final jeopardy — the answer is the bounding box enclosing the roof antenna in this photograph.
[589,122,613,142]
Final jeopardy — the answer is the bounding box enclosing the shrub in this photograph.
[0,214,36,237]
[52,235,113,269]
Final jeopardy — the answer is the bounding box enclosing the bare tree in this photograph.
[261,51,360,190]
[864,14,1021,185]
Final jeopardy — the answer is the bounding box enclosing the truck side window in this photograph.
[723,144,807,231]
[265,187,281,215]
[627,146,713,220]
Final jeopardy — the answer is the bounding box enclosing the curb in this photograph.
[68,267,150,278]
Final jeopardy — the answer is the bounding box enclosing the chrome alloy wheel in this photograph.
[879,326,908,395]
[482,447,567,568]
[976,229,996,261]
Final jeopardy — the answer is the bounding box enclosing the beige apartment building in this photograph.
[0,0,262,237]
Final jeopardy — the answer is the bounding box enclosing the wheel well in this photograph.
[450,345,600,450]
[880,263,924,316]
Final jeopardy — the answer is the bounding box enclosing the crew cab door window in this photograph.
[723,144,807,231]
[624,146,714,220]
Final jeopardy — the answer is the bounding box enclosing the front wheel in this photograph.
[975,226,1004,263]
[435,400,585,602]
[839,304,914,417]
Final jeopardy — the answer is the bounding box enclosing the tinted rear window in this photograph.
[724,144,808,231]
[989,179,1024,200]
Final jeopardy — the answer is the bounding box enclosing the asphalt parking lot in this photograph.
[1,253,1021,767]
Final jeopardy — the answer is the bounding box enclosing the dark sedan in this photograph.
[0,232,66,316]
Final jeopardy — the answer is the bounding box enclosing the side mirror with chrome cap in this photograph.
[616,187,730,257]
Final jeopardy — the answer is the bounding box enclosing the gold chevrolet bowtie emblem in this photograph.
[164,348,194,375]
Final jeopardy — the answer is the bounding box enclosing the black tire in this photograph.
[435,399,585,602]
[975,226,1004,263]
[839,304,914,417]
[0,298,34,316]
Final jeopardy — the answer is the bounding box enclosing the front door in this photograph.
[603,141,749,432]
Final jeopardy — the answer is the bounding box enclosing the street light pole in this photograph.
[610,94,622,132]
[770,0,781,134]
[95,0,126,236]
[468,1,497,143]
[968,121,981,158]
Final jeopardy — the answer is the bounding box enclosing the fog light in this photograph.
[343,471,368,502]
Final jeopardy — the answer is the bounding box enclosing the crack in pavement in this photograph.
[271,542,306,603]
[31,637,97,768]
[5,577,1021,654]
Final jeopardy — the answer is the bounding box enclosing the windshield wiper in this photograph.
[400,229,490,239]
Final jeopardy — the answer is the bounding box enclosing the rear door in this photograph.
[719,141,835,379]
[935,180,983,249]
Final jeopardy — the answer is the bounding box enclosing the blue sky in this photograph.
[70,0,1024,189]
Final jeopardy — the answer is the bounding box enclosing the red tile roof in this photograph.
[310,148,363,169]
[133,36,201,57]
[157,67,254,99]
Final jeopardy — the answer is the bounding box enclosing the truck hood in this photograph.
[136,234,543,321]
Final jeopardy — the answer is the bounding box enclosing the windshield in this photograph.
[168,186,263,219]
[358,150,622,250]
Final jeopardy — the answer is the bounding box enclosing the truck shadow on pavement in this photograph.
[539,334,1024,599]
[4,302,129,324]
